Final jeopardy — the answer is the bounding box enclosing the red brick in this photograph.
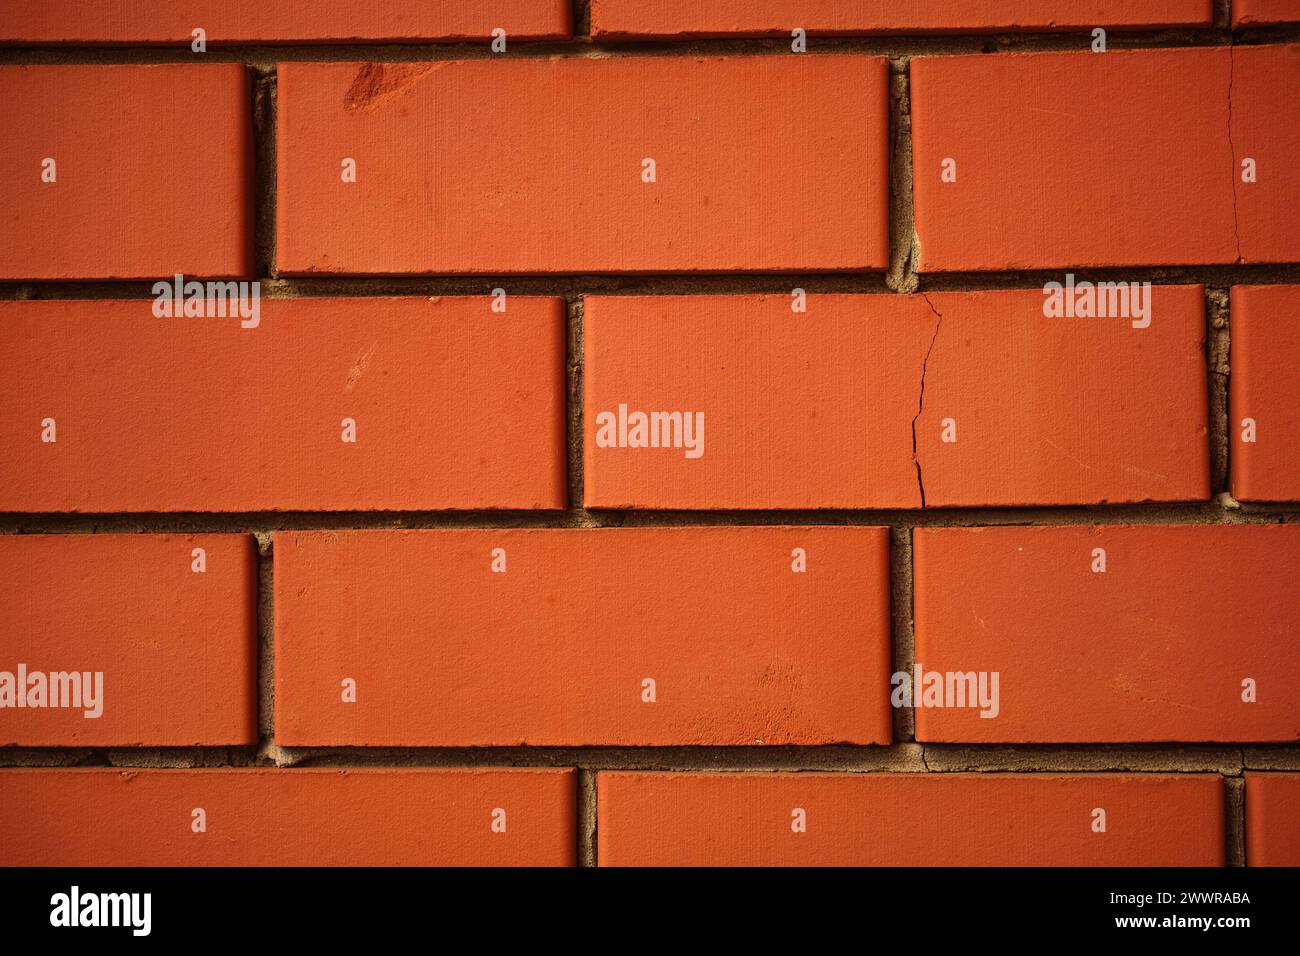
[0,534,255,746]
[914,524,1300,742]
[0,65,251,279]
[0,297,565,512]
[0,1,570,43]
[0,769,575,866]
[597,772,1224,865]
[1234,0,1300,24]
[276,57,888,274]
[583,289,1208,509]
[592,1,1212,37]
[1231,286,1300,501]
[911,46,1300,271]
[275,527,891,746]
[1246,773,1300,866]
[1228,45,1300,264]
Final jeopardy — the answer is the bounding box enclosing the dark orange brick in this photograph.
[0,769,576,866]
[1233,0,1300,25]
[1230,285,1300,501]
[0,1,570,43]
[583,289,1208,509]
[275,527,892,746]
[592,1,1212,37]
[911,46,1300,270]
[0,297,566,512]
[598,772,1224,865]
[0,534,255,746]
[914,524,1300,742]
[1246,773,1300,865]
[0,65,251,279]
[276,57,889,274]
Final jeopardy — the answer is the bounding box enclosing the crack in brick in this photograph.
[912,293,944,509]
[1227,42,1243,264]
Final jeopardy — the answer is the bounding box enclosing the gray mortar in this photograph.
[1,0,1297,867]
[1226,775,1247,865]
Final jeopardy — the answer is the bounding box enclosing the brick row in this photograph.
[23,0,1295,42]
[10,523,1294,747]
[0,769,576,866]
[583,289,1209,509]
[0,2,570,43]
[911,45,1300,270]
[31,0,1300,41]
[6,768,1295,866]
[0,287,1243,513]
[0,534,256,746]
[591,1,1214,37]
[1230,285,1300,502]
[274,527,892,746]
[913,524,1300,742]
[0,65,251,279]
[597,772,1225,865]
[7,52,1297,278]
[0,297,566,512]
[276,56,889,274]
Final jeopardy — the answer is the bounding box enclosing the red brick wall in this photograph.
[0,1,1297,867]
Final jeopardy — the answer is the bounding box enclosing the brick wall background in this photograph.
[0,0,1297,866]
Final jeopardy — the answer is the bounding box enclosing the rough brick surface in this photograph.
[0,297,566,512]
[914,524,1300,742]
[592,1,1213,37]
[276,57,889,274]
[911,46,1300,270]
[0,534,256,746]
[583,289,1208,509]
[1234,0,1300,24]
[0,1,571,43]
[597,772,1225,866]
[1230,285,1300,501]
[275,527,892,746]
[0,769,576,866]
[0,65,251,279]
[1245,773,1300,865]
